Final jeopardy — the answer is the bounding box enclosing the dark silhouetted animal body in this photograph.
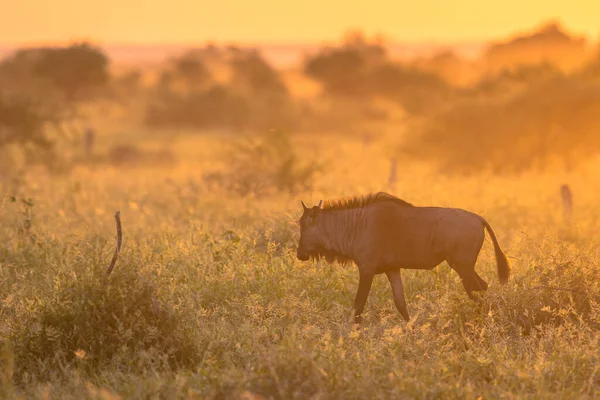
[297,192,511,323]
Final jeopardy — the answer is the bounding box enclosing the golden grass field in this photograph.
[1,107,599,399]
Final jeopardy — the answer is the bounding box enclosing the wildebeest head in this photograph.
[297,199,323,261]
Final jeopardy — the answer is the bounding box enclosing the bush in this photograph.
[155,51,211,96]
[305,46,370,97]
[230,50,288,97]
[399,70,600,174]
[0,94,53,150]
[205,129,322,196]
[8,265,202,383]
[145,84,249,130]
[230,50,295,130]
[481,21,589,75]
[365,63,452,114]
[468,63,563,99]
[0,92,70,170]
[304,32,453,115]
[172,52,211,88]
[0,44,109,171]
[304,32,385,98]
[146,47,295,132]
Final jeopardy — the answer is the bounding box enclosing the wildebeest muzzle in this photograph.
[297,248,310,261]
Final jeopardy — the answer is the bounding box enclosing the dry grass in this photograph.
[0,129,599,399]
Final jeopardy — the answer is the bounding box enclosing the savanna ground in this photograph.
[2,25,600,399]
[1,123,599,400]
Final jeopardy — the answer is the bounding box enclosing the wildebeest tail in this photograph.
[479,217,510,284]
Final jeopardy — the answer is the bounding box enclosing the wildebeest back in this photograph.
[358,202,484,271]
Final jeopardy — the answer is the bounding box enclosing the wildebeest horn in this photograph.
[317,200,323,208]
[301,200,308,211]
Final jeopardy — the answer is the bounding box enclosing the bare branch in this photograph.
[106,211,122,276]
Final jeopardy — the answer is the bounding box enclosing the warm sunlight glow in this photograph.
[2,1,600,398]
[2,0,599,44]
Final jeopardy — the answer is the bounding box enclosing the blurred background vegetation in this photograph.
[2,21,600,178]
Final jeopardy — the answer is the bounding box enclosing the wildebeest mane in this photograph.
[310,245,352,265]
[321,192,413,211]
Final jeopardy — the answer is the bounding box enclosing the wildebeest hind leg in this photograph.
[386,269,410,322]
[354,271,374,324]
[448,261,480,300]
[473,271,488,291]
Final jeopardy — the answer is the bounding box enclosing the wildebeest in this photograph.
[296,192,510,323]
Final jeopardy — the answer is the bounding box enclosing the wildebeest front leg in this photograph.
[354,272,374,324]
[386,269,410,322]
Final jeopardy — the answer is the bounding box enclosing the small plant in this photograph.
[9,196,35,239]
[210,129,323,196]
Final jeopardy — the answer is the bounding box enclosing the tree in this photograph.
[399,72,600,174]
[230,50,294,130]
[0,43,109,102]
[304,32,385,97]
[0,93,53,149]
[146,46,295,132]
[0,92,67,169]
[304,31,452,114]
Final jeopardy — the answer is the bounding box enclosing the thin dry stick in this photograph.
[106,211,122,276]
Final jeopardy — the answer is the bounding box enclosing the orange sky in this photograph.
[1,0,599,45]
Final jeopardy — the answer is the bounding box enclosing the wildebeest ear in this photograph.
[317,200,323,208]
[301,200,308,211]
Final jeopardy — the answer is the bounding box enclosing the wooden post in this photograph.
[560,184,573,222]
[83,127,95,157]
[387,158,397,193]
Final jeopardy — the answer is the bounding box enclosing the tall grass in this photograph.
[0,134,599,399]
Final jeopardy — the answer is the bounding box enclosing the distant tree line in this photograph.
[304,31,452,114]
[145,47,295,132]
[3,22,600,175]
[0,43,109,103]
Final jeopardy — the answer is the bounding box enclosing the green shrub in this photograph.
[206,129,322,196]
[8,264,203,383]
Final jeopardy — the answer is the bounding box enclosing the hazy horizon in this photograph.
[3,0,599,44]
[0,18,595,68]
[0,38,490,68]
